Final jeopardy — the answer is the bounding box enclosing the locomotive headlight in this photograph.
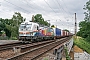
[26,32,30,34]
[19,32,23,34]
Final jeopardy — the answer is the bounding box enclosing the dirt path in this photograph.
[74,45,83,53]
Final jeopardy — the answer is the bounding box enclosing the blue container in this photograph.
[55,28,61,36]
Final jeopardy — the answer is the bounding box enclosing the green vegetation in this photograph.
[51,25,55,28]
[64,46,71,60]
[0,12,25,39]
[77,0,90,42]
[75,0,90,54]
[34,14,50,26]
[44,58,49,60]
[9,37,18,40]
[63,29,70,32]
[0,36,8,40]
[74,36,90,54]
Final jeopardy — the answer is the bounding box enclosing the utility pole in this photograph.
[32,15,34,22]
[75,13,77,38]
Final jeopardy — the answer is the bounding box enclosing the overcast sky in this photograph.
[0,0,88,33]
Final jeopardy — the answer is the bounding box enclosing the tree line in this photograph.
[77,0,90,42]
[0,12,25,39]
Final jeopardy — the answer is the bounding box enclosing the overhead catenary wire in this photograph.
[19,0,57,25]
[4,0,31,13]
[61,0,72,15]
[43,0,68,28]
[56,0,68,15]
[29,0,74,32]
[24,0,47,13]
[60,0,75,22]
[54,0,68,20]
[60,1,74,21]
[4,0,55,24]
[43,0,57,13]
[4,0,65,21]
[3,0,73,30]
[25,0,42,11]
[48,0,71,29]
[56,0,72,19]
[4,0,73,20]
[23,0,57,20]
[43,0,73,22]
[54,0,74,30]
[51,0,65,18]
[20,0,38,13]
[43,0,64,21]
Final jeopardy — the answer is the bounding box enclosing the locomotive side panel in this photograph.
[39,27,54,40]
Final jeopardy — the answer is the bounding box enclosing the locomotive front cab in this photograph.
[19,22,39,41]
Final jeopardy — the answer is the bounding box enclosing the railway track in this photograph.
[0,42,23,51]
[7,37,71,60]
[0,40,55,60]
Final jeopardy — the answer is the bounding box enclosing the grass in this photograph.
[0,36,9,40]
[73,36,90,54]
[44,58,49,60]
[64,47,71,60]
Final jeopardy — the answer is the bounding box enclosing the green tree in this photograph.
[51,25,55,28]
[34,14,50,26]
[12,12,25,26]
[77,0,90,42]
[0,22,5,35]
[10,12,25,38]
[63,29,70,32]
[0,18,11,37]
[0,12,25,39]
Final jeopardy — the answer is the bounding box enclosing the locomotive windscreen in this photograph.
[19,24,32,31]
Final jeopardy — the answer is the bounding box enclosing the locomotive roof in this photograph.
[21,21,39,25]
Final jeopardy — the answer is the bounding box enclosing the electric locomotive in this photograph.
[19,21,54,42]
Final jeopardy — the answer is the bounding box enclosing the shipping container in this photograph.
[65,31,67,36]
[62,30,65,36]
[53,28,61,36]
[67,32,69,36]
[61,30,63,36]
[66,31,67,36]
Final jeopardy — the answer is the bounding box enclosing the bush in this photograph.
[0,36,8,40]
[74,36,90,54]
[64,47,71,60]
[44,58,49,60]
[86,36,90,42]
[10,37,17,40]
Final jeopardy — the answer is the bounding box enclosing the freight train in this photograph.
[19,21,72,42]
